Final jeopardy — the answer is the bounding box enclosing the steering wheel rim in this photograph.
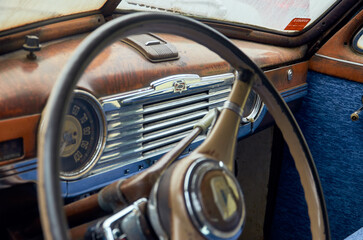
[37,12,330,239]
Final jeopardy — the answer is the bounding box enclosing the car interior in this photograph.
[0,0,362,239]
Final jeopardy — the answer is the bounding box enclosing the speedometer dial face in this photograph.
[59,91,105,180]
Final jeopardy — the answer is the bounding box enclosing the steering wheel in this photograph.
[37,12,330,240]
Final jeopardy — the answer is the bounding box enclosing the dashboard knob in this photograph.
[23,35,41,59]
[350,95,363,121]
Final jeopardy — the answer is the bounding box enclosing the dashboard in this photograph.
[0,23,308,198]
[0,4,361,239]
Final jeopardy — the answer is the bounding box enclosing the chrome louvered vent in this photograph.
[94,73,235,173]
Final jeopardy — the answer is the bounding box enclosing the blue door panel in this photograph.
[271,71,363,239]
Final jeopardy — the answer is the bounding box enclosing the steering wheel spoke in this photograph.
[195,70,254,171]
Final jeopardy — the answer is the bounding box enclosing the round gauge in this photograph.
[241,91,263,123]
[59,90,106,180]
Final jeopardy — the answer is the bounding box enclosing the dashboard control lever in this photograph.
[350,95,363,121]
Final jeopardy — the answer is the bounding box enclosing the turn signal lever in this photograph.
[350,95,363,121]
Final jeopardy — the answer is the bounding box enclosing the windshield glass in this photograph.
[117,0,338,32]
[0,0,106,32]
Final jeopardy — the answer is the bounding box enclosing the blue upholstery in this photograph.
[270,71,363,239]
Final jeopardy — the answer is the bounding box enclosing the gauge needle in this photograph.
[60,131,76,155]
[63,131,76,146]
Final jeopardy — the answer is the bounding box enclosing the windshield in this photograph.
[0,0,339,34]
[0,0,106,32]
[117,0,338,32]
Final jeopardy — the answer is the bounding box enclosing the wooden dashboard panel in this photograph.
[0,115,39,166]
[309,10,363,83]
[265,62,307,91]
[0,32,306,120]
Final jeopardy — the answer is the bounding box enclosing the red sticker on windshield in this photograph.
[284,18,311,31]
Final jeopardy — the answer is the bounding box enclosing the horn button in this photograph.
[184,159,246,239]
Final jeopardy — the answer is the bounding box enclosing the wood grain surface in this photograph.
[0,33,306,120]
[0,115,39,165]
[265,62,308,91]
[309,10,363,83]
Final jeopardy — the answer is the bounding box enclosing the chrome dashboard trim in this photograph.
[241,95,264,124]
[96,73,236,172]
[112,73,234,105]
[315,53,363,67]
[150,74,200,90]
[223,101,243,117]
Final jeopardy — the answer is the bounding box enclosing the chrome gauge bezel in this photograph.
[60,90,106,180]
[241,91,264,124]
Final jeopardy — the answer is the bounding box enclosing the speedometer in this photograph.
[59,90,106,180]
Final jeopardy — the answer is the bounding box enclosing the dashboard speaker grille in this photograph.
[95,73,235,173]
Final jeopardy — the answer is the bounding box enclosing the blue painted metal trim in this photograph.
[11,159,68,197]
